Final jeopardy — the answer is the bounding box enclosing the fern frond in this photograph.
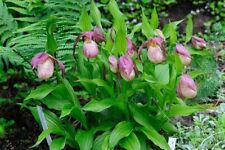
[0,0,17,45]
[0,0,86,70]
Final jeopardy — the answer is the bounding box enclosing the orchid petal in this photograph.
[31,52,49,69]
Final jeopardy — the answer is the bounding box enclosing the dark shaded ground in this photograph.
[0,67,49,150]
[161,0,212,33]
[0,104,49,150]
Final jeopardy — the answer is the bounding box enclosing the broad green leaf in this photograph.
[108,0,124,31]
[70,106,87,129]
[141,0,149,3]
[31,128,54,148]
[43,84,71,110]
[46,33,57,54]
[75,129,94,150]
[161,121,177,133]
[28,106,41,126]
[113,27,127,55]
[175,54,183,75]
[78,78,113,97]
[46,17,57,54]
[60,104,73,118]
[46,16,57,35]
[108,0,122,20]
[188,47,211,56]
[150,8,158,29]
[136,60,144,73]
[189,70,208,79]
[167,104,208,117]
[83,98,115,112]
[163,20,183,38]
[109,121,133,148]
[79,7,92,31]
[25,84,56,101]
[139,135,148,150]
[141,127,170,150]
[169,22,177,44]
[185,15,193,43]
[120,132,141,150]
[105,29,114,52]
[43,110,65,132]
[62,79,80,106]
[108,0,126,55]
[90,0,102,28]
[95,123,114,132]
[93,132,110,150]
[64,123,76,146]
[128,23,142,39]
[102,134,110,150]
[142,9,153,38]
[63,79,87,128]
[155,64,170,85]
[28,107,64,135]
[77,48,90,77]
[50,137,66,150]
[129,103,159,130]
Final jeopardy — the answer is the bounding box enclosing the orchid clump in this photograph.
[26,1,211,150]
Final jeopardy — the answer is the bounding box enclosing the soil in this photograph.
[0,104,49,150]
[161,0,212,33]
[0,68,49,150]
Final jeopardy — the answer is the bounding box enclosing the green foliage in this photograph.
[185,15,193,43]
[176,103,225,149]
[0,0,17,45]
[192,0,225,20]
[0,0,86,69]
[79,7,93,32]
[191,52,222,102]
[204,20,225,42]
[0,0,219,149]
[0,118,14,138]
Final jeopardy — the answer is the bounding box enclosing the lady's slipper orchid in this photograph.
[192,36,206,50]
[177,74,197,99]
[108,55,118,73]
[73,27,105,59]
[147,37,166,63]
[31,52,65,80]
[83,36,99,58]
[119,55,135,81]
[176,44,191,65]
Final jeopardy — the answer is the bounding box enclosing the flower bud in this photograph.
[108,55,118,73]
[177,74,197,99]
[126,37,135,57]
[176,44,191,65]
[31,52,65,80]
[83,40,99,58]
[147,37,166,64]
[119,55,135,81]
[192,36,206,49]
[93,27,105,42]
[37,58,54,80]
